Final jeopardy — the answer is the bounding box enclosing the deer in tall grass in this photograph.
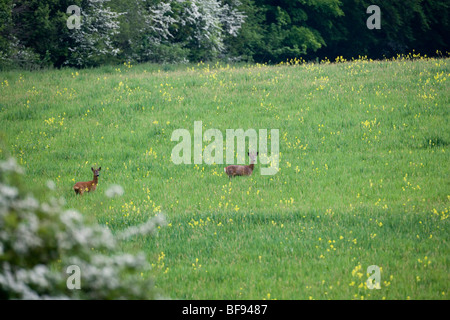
[73,167,101,195]
[224,151,258,179]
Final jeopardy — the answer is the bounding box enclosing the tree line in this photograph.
[0,0,448,69]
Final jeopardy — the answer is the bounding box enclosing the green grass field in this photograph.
[1,55,449,299]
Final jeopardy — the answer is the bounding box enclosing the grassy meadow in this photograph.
[0,55,449,299]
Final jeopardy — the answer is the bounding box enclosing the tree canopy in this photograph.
[0,0,448,69]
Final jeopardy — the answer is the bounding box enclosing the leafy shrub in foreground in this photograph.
[0,157,166,299]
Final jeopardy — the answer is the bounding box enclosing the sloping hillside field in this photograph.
[1,56,449,299]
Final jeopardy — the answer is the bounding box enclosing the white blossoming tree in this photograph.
[178,0,246,60]
[124,0,245,63]
[135,0,182,62]
[65,0,124,67]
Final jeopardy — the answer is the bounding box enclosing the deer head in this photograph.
[91,167,101,177]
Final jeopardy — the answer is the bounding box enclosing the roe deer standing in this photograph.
[73,167,101,195]
[224,151,258,179]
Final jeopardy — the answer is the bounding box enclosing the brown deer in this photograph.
[224,151,258,179]
[73,167,101,195]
